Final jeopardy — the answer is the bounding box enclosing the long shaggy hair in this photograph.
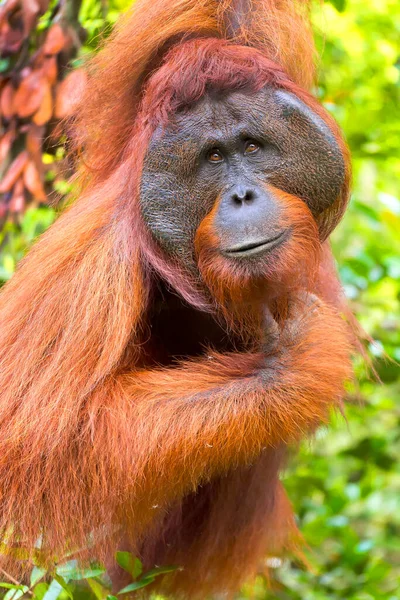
[0,1,356,597]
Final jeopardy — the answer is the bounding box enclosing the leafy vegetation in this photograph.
[0,551,176,600]
[0,0,399,598]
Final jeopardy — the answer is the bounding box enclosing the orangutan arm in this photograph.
[0,292,352,563]
[106,295,352,516]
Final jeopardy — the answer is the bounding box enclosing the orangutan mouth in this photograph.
[223,230,289,257]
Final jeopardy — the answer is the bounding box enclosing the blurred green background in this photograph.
[0,0,399,599]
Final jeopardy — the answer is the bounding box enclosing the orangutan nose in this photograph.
[230,186,256,206]
[215,184,286,256]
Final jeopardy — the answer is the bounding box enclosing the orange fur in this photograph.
[71,0,315,181]
[0,1,356,597]
[196,188,321,323]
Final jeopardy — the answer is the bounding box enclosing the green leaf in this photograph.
[328,0,346,11]
[0,584,26,590]
[117,577,155,594]
[115,552,142,579]
[87,578,107,600]
[32,583,49,600]
[54,560,78,579]
[4,589,28,600]
[53,575,73,600]
[30,567,47,586]
[131,558,143,580]
[2,255,15,276]
[0,58,10,73]
[56,560,106,581]
[42,580,63,600]
[142,565,178,579]
[71,567,106,581]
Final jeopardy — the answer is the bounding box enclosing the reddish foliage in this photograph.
[0,0,85,218]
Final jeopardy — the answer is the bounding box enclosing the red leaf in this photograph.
[55,69,87,118]
[0,82,15,119]
[0,202,8,220]
[0,128,15,163]
[14,70,46,117]
[0,0,19,21]
[26,124,44,167]
[37,0,50,12]
[32,80,52,124]
[0,22,23,55]
[0,151,29,193]
[9,178,25,213]
[43,23,66,55]
[23,160,46,201]
[21,0,40,36]
[42,55,58,84]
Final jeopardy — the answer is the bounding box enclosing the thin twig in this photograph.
[0,567,23,587]
[0,567,34,598]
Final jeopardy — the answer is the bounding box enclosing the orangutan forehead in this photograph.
[156,85,342,155]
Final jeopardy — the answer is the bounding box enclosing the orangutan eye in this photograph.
[208,149,224,163]
[244,140,260,154]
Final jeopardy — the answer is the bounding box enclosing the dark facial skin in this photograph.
[140,86,345,271]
